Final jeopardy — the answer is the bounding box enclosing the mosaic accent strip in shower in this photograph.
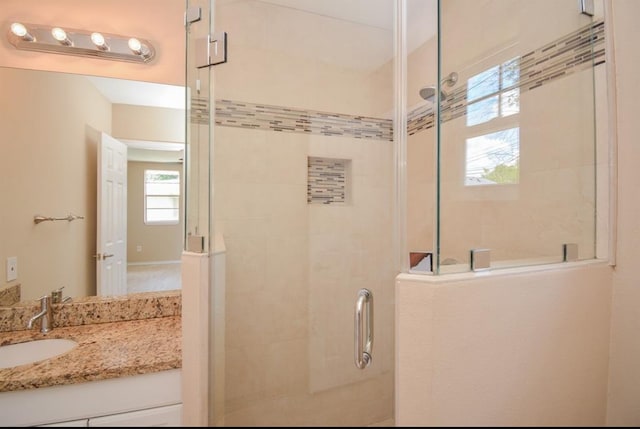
[408,19,605,136]
[307,157,348,204]
[215,99,393,142]
[190,97,210,125]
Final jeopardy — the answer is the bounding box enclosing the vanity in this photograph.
[0,291,182,426]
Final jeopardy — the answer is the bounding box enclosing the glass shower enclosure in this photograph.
[184,0,604,426]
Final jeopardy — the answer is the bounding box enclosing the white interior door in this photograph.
[97,132,128,296]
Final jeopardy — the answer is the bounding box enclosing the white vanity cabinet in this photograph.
[86,404,182,426]
[0,369,181,427]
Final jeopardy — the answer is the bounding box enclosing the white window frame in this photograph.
[143,169,180,226]
[464,48,521,188]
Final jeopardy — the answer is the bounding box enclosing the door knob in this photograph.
[93,253,114,260]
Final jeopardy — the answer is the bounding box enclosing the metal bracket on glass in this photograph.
[580,0,595,17]
[196,32,227,68]
[563,243,579,262]
[470,248,491,271]
[185,6,202,25]
[187,234,206,253]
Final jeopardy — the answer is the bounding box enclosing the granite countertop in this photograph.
[0,316,181,392]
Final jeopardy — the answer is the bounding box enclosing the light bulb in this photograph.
[51,27,72,46]
[90,32,108,50]
[128,37,142,54]
[10,23,34,41]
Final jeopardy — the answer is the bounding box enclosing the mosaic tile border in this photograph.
[200,20,604,140]
[191,97,210,125]
[215,99,393,142]
[308,157,348,204]
[408,19,605,136]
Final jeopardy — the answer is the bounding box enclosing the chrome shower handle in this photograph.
[354,288,373,369]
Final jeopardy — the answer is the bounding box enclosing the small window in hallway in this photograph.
[144,169,180,224]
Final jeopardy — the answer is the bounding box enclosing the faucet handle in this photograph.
[51,287,70,304]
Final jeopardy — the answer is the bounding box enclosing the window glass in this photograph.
[465,127,520,186]
[144,170,180,224]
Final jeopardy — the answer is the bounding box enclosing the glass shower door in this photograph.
[210,0,401,425]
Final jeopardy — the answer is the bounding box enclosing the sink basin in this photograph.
[0,338,78,369]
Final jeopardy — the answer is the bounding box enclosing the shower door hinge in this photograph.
[580,0,594,17]
[196,32,228,68]
[185,6,202,26]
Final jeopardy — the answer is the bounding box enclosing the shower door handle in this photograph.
[354,288,373,369]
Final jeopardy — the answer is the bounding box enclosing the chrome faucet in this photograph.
[27,295,53,334]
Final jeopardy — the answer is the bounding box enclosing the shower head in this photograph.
[419,86,447,102]
[419,71,459,103]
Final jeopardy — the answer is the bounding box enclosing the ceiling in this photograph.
[257,0,397,30]
[85,76,185,110]
[258,0,437,53]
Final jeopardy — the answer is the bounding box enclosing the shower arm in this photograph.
[441,71,458,88]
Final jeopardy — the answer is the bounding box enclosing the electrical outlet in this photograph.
[6,257,17,282]
[136,245,142,252]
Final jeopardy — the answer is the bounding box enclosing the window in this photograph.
[465,128,519,186]
[465,57,520,186]
[144,169,180,225]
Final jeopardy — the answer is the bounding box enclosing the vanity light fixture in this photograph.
[6,22,155,64]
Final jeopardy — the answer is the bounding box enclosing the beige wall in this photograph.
[112,104,185,144]
[214,0,393,117]
[605,0,640,424]
[396,262,612,426]
[0,67,111,301]
[127,162,183,264]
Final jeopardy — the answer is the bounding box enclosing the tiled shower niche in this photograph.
[307,157,351,205]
